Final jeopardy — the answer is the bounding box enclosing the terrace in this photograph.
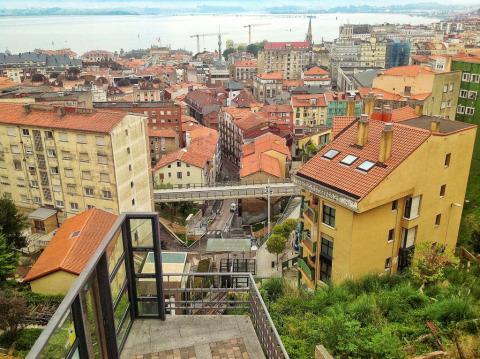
[27,213,288,359]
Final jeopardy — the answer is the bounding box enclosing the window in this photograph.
[50,166,59,174]
[10,145,20,154]
[187,171,190,177]
[52,185,61,192]
[0,160,5,169]
[168,172,171,178]
[47,149,56,157]
[457,105,465,114]
[126,147,131,155]
[466,107,475,115]
[77,134,87,144]
[323,149,340,160]
[468,91,477,100]
[471,74,480,83]
[79,152,89,162]
[65,168,74,177]
[67,184,76,194]
[84,187,94,196]
[320,236,333,282]
[33,196,41,204]
[45,131,53,140]
[132,198,135,206]
[22,128,30,136]
[435,214,442,226]
[95,136,105,146]
[7,127,16,136]
[440,184,446,197]
[177,161,181,167]
[401,226,417,248]
[87,205,94,209]
[462,72,471,82]
[449,83,454,91]
[70,202,79,210]
[125,129,129,136]
[404,195,422,219]
[441,101,446,110]
[56,200,64,208]
[322,204,336,227]
[30,180,39,188]
[459,89,468,98]
[97,153,108,164]
[444,153,451,167]
[128,164,132,172]
[388,229,395,242]
[82,171,91,180]
[130,181,134,188]
[385,257,392,270]
[357,160,375,172]
[442,85,447,93]
[62,150,72,160]
[59,132,68,142]
[17,177,25,187]
[13,160,22,170]
[102,190,112,199]
[340,154,358,166]
[392,200,398,211]
[177,172,182,179]
[100,173,109,182]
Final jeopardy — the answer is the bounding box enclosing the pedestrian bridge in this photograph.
[153,180,300,202]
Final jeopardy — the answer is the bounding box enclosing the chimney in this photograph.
[346,95,355,117]
[382,105,392,122]
[371,107,383,121]
[363,92,375,117]
[23,104,31,114]
[56,107,66,117]
[356,114,369,147]
[415,104,423,115]
[379,122,393,164]
[430,119,440,132]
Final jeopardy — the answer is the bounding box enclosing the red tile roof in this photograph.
[291,94,327,107]
[264,41,310,50]
[257,72,283,81]
[148,127,177,138]
[0,77,16,89]
[234,112,267,131]
[24,209,117,282]
[332,116,356,138]
[232,90,256,108]
[234,60,257,67]
[240,153,282,178]
[296,120,431,200]
[304,66,329,76]
[260,104,293,114]
[390,106,420,122]
[283,79,304,88]
[0,104,129,133]
[382,65,435,77]
[242,132,291,159]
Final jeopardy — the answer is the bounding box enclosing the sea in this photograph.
[0,13,438,54]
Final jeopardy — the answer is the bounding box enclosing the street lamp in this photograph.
[264,180,273,236]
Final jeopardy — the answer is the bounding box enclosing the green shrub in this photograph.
[423,296,476,325]
[261,278,285,302]
[15,328,43,351]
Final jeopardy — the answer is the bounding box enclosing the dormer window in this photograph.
[340,155,358,166]
[323,149,340,160]
[357,160,375,172]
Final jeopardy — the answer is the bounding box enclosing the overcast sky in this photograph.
[0,0,479,8]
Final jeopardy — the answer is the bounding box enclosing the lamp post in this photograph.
[264,180,273,236]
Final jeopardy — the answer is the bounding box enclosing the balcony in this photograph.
[27,213,289,359]
[303,206,317,225]
[297,258,314,281]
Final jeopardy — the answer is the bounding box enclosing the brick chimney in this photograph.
[382,105,392,122]
[356,114,369,147]
[346,95,355,117]
[362,92,375,117]
[379,123,393,164]
[430,119,440,132]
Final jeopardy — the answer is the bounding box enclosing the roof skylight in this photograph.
[340,154,358,166]
[357,160,376,172]
[323,149,340,160]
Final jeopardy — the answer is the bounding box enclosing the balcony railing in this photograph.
[27,213,289,359]
[297,258,313,281]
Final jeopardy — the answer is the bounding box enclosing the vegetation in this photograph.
[0,292,29,340]
[156,202,200,226]
[0,328,42,358]
[0,234,18,282]
[0,196,28,249]
[266,234,287,269]
[262,251,480,359]
[246,41,265,57]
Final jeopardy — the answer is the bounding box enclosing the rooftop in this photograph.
[256,71,283,81]
[264,41,310,50]
[291,94,327,108]
[382,65,435,77]
[303,66,329,76]
[402,116,476,135]
[240,152,282,179]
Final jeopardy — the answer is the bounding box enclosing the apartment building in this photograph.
[132,83,163,102]
[232,60,258,83]
[253,72,284,103]
[324,91,362,126]
[291,94,328,128]
[372,65,462,120]
[293,115,476,288]
[452,55,480,123]
[148,128,179,165]
[0,104,153,219]
[257,41,312,80]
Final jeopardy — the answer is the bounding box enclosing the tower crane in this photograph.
[243,23,270,44]
[190,32,228,54]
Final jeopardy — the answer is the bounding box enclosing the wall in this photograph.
[154,161,204,187]
[30,271,77,295]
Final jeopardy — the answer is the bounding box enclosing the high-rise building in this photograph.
[257,41,311,80]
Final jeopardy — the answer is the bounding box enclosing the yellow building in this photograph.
[291,94,329,128]
[0,103,153,219]
[293,115,476,288]
[372,65,462,120]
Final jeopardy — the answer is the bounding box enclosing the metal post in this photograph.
[265,180,271,236]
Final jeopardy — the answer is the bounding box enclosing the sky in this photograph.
[0,0,479,8]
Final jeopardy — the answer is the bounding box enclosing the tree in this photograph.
[0,291,28,340]
[0,234,18,283]
[272,219,297,239]
[246,41,264,57]
[222,48,235,61]
[0,197,28,249]
[266,234,287,269]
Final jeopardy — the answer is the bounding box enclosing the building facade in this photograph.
[452,56,480,123]
[257,42,311,80]
[253,72,284,103]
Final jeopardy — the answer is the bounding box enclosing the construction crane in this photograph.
[190,32,228,54]
[243,23,270,44]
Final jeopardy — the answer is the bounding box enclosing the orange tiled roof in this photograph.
[283,79,304,88]
[332,116,356,138]
[0,103,129,133]
[382,65,434,77]
[0,77,16,89]
[260,104,292,113]
[148,127,177,138]
[240,152,282,178]
[24,209,117,282]
[223,106,252,119]
[390,106,420,122]
[242,132,291,159]
[296,120,431,200]
[234,112,267,131]
[304,66,328,76]
[257,72,283,81]
[234,60,257,67]
[291,94,327,107]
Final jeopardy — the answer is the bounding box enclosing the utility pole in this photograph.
[218,31,222,61]
[265,180,273,235]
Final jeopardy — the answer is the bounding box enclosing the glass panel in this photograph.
[39,309,76,358]
[130,218,154,248]
[138,300,159,316]
[110,260,127,303]
[133,251,152,274]
[136,278,157,297]
[114,289,130,331]
[107,230,124,275]
[83,282,102,359]
[116,313,132,347]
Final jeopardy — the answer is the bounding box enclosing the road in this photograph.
[209,199,235,231]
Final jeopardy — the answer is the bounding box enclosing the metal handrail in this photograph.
[154,179,294,190]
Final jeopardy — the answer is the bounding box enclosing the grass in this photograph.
[262,266,480,359]
[0,328,43,358]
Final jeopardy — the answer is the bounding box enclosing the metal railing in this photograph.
[154,178,294,190]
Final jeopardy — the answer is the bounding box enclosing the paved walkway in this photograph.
[122,316,265,359]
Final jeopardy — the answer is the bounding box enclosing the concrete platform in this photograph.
[121,316,266,359]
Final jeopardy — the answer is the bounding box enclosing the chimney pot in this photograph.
[379,122,394,163]
[356,114,369,147]
[430,119,441,132]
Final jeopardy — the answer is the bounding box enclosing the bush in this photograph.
[261,278,285,303]
[15,328,42,351]
[423,296,476,325]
